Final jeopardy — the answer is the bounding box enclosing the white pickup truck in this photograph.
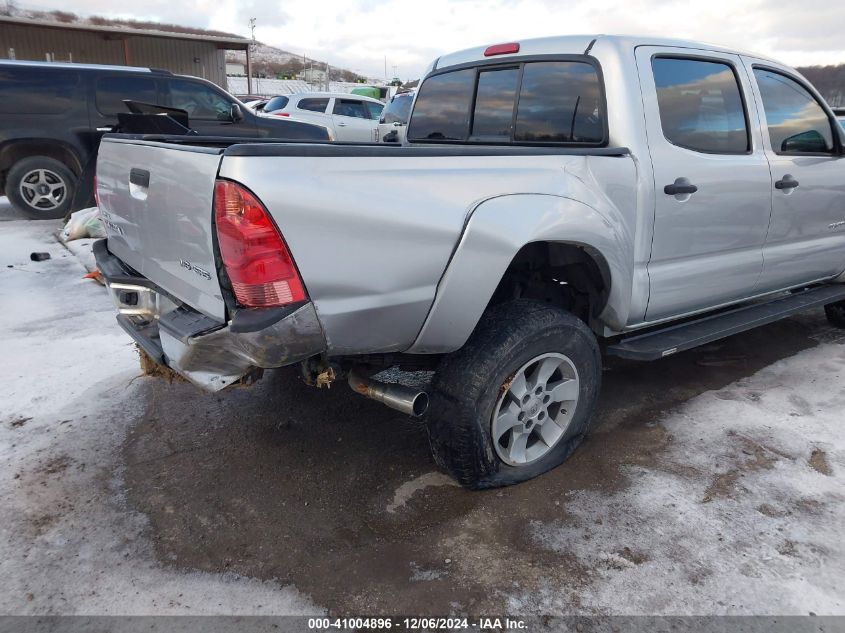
[95,35,845,488]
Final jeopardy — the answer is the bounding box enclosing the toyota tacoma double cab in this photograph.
[94,35,845,488]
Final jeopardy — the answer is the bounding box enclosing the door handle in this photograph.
[337,122,348,127]
[664,178,698,196]
[775,175,799,190]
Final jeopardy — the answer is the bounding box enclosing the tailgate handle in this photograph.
[129,168,150,200]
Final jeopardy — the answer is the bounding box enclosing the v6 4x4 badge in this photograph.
[180,259,211,281]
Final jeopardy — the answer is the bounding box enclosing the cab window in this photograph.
[363,101,384,120]
[167,79,232,120]
[651,57,749,154]
[333,99,369,119]
[753,68,835,154]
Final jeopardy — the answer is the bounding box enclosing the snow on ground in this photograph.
[0,219,320,615]
[513,338,845,614]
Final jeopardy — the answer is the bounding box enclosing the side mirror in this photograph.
[230,103,244,123]
[780,129,827,153]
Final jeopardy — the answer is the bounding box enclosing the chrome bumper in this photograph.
[93,240,327,391]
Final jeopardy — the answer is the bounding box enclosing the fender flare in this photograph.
[406,193,633,353]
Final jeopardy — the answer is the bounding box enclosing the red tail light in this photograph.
[484,42,520,56]
[214,179,306,308]
[274,112,290,117]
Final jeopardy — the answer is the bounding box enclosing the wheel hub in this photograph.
[19,168,66,211]
[491,352,581,467]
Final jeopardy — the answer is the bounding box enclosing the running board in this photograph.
[606,285,845,361]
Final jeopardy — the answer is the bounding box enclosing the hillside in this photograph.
[797,65,845,107]
[1,5,364,82]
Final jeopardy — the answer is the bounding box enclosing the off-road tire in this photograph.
[825,300,845,329]
[426,299,602,489]
[6,156,77,220]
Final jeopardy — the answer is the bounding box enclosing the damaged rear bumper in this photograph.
[93,240,326,391]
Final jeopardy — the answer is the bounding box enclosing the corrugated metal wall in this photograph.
[0,23,228,87]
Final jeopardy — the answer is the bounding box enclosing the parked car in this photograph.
[95,35,845,489]
[262,92,383,142]
[0,61,330,219]
[376,90,414,143]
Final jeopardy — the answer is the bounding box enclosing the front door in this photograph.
[744,64,845,290]
[636,47,774,321]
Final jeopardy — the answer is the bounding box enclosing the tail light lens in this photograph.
[274,112,290,117]
[214,179,306,308]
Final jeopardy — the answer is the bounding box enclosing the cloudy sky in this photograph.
[20,0,845,79]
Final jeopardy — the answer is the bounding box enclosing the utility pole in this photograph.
[246,17,256,94]
[384,56,387,84]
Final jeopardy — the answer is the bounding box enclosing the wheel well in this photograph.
[0,142,83,188]
[487,242,610,325]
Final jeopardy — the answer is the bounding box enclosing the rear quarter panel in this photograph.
[218,152,638,354]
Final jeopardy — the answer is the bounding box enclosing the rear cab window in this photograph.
[297,98,330,113]
[651,57,749,154]
[408,59,606,145]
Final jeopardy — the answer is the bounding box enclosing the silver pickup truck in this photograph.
[95,35,845,488]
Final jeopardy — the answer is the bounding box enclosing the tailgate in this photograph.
[97,137,227,321]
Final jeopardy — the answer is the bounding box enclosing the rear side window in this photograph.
[651,57,749,154]
[96,75,158,116]
[297,98,329,113]
[0,68,81,115]
[407,69,475,140]
[264,95,289,112]
[753,68,835,154]
[408,61,605,145]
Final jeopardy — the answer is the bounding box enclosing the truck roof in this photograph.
[433,34,783,72]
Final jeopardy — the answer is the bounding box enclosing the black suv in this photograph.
[0,60,330,219]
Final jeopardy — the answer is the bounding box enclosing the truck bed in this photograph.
[97,134,636,354]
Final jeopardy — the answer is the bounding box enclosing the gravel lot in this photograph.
[2,206,843,615]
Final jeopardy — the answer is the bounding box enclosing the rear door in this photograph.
[331,98,380,142]
[744,63,845,290]
[635,47,774,321]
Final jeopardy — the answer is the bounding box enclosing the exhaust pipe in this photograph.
[348,368,429,418]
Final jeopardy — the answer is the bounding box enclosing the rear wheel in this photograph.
[6,156,77,220]
[426,299,602,489]
[825,300,845,329]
